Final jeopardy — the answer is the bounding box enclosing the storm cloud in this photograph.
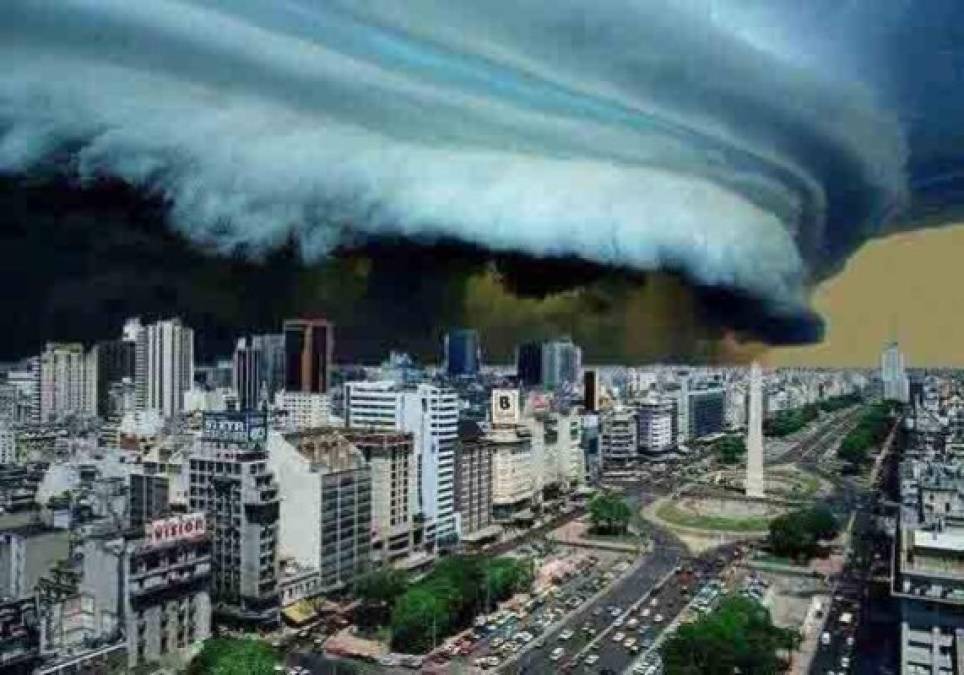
[3,0,937,316]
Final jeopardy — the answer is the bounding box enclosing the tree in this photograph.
[355,567,408,628]
[768,505,838,560]
[661,595,796,675]
[713,435,746,465]
[588,492,632,535]
[188,638,277,675]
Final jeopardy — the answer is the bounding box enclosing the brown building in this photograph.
[283,319,333,394]
[454,421,496,544]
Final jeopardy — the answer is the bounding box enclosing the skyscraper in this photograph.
[233,337,263,411]
[134,318,195,418]
[516,338,582,389]
[345,381,460,547]
[283,319,333,394]
[745,362,765,498]
[516,342,544,387]
[584,369,599,412]
[881,341,910,403]
[443,329,481,377]
[38,342,97,422]
[95,337,135,418]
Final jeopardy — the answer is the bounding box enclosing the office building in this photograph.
[233,334,285,411]
[637,398,675,457]
[274,391,331,431]
[515,339,582,390]
[341,429,416,564]
[134,318,195,418]
[599,407,638,469]
[38,343,96,423]
[345,381,460,546]
[688,386,726,439]
[283,319,333,394]
[584,369,599,413]
[454,421,494,537]
[0,421,14,465]
[0,525,70,601]
[129,472,170,528]
[5,360,39,425]
[79,513,211,670]
[188,412,279,628]
[443,329,481,377]
[882,340,910,403]
[94,338,135,418]
[488,423,536,522]
[268,429,372,591]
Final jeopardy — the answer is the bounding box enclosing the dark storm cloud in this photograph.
[0,0,962,360]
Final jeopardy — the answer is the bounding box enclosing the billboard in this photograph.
[202,411,268,443]
[143,512,207,548]
[491,389,520,425]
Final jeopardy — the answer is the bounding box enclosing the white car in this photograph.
[559,630,574,641]
[612,631,626,643]
[550,647,565,662]
[614,617,625,627]
[585,654,600,666]
[654,614,664,624]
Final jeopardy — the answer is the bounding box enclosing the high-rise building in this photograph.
[584,369,599,412]
[268,429,372,591]
[129,472,170,528]
[882,341,910,403]
[274,391,331,430]
[233,334,285,411]
[0,421,14,464]
[283,319,333,394]
[341,428,415,564]
[79,513,212,670]
[443,329,481,377]
[599,406,638,468]
[134,318,195,418]
[189,412,279,628]
[488,424,536,521]
[687,386,726,439]
[38,342,97,423]
[94,338,135,418]
[542,338,582,390]
[515,339,582,390]
[344,381,460,546]
[516,342,544,388]
[637,398,675,457]
[454,421,494,537]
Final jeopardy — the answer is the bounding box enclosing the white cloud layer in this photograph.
[0,0,909,312]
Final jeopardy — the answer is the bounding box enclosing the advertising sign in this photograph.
[491,389,520,425]
[143,512,207,548]
[202,411,268,443]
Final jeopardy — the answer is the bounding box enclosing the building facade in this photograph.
[134,318,195,418]
[454,421,493,536]
[38,343,96,423]
[637,399,675,457]
[188,412,280,628]
[443,329,481,377]
[283,319,333,394]
[687,387,726,439]
[599,407,638,468]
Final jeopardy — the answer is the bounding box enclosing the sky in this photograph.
[1,1,964,363]
[771,223,964,368]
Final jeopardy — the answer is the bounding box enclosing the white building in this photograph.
[487,424,536,521]
[133,318,194,418]
[39,342,97,422]
[345,381,460,546]
[275,391,331,431]
[599,406,638,468]
[882,341,910,403]
[0,420,16,464]
[637,398,675,457]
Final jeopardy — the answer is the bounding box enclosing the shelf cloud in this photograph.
[1,0,960,345]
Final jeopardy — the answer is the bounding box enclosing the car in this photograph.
[612,631,626,642]
[627,618,639,629]
[585,654,600,666]
[614,617,625,627]
[650,598,659,607]
[821,631,831,646]
[492,637,504,648]
[641,608,651,618]
[654,614,664,623]
[610,607,622,617]
[840,656,850,669]
[550,647,565,662]
[559,629,574,641]
[846,636,855,648]
[623,638,637,649]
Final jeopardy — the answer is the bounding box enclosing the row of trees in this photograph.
[764,393,861,438]
[661,595,800,674]
[588,491,632,535]
[377,556,533,654]
[837,403,893,466]
[768,504,838,561]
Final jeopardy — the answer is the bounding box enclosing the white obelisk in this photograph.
[745,361,765,498]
